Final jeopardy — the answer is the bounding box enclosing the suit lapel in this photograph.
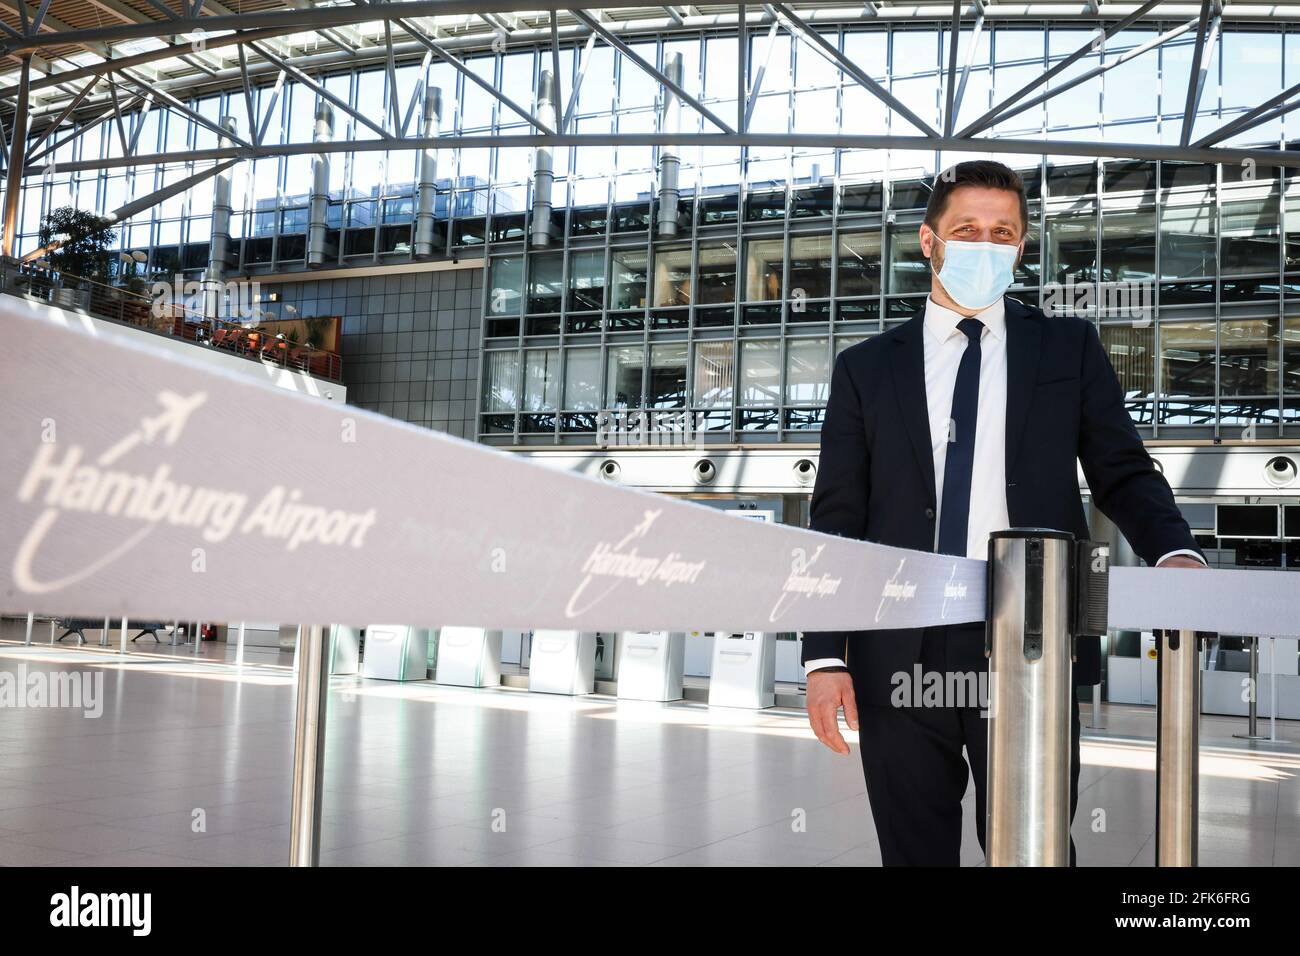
[1003,297,1042,479]
[889,310,937,506]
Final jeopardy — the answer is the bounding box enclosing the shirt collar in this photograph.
[923,294,1007,344]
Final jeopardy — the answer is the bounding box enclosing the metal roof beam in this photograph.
[22,131,1300,175]
[767,2,939,137]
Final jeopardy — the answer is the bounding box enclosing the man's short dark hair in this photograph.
[924,160,1029,237]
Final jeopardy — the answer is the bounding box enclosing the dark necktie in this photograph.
[937,317,984,557]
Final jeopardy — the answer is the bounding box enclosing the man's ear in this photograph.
[919,223,935,260]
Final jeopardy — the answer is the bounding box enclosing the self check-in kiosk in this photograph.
[434,627,503,688]
[360,625,430,681]
[528,630,597,695]
[616,631,685,702]
[328,624,361,675]
[708,631,776,708]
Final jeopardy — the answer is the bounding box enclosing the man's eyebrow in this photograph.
[947,216,1020,228]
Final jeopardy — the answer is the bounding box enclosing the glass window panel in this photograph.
[788,234,834,299]
[1222,31,1281,115]
[606,345,644,408]
[837,230,882,297]
[501,51,535,114]
[1220,318,1279,396]
[704,36,739,101]
[618,43,659,110]
[1101,206,1156,281]
[488,256,523,315]
[696,241,737,304]
[739,339,781,406]
[611,249,648,309]
[887,223,929,294]
[1285,317,1300,394]
[745,237,784,301]
[653,247,692,306]
[1220,188,1280,276]
[482,350,520,412]
[523,348,560,411]
[1045,211,1097,284]
[459,57,496,130]
[786,338,830,404]
[693,340,734,407]
[567,249,605,312]
[1160,321,1216,398]
[564,348,601,410]
[1103,35,1159,122]
[1102,324,1155,397]
[579,46,615,114]
[648,343,688,408]
[1160,201,1216,279]
[527,253,563,313]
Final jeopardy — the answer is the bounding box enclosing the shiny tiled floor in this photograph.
[0,625,1296,867]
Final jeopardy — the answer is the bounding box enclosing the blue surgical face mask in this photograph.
[930,236,1020,311]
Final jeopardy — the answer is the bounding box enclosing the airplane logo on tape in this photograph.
[564,509,708,618]
[12,391,377,595]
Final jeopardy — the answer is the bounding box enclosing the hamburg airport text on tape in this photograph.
[1,296,1297,638]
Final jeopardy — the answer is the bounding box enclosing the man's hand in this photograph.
[806,670,858,755]
[1157,555,1207,569]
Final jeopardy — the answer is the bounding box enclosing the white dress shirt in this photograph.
[805,295,1203,676]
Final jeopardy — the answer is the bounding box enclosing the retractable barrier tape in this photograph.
[1,296,1297,638]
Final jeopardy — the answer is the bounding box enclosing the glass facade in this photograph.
[12,23,1300,443]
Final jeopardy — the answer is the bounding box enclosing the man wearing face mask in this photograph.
[801,160,1205,866]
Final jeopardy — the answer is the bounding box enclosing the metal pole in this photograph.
[171,620,180,646]
[24,612,33,646]
[101,615,110,647]
[1233,636,1267,740]
[289,624,329,866]
[193,620,203,656]
[529,69,557,248]
[985,529,1074,867]
[1087,682,1105,730]
[120,617,128,656]
[1268,637,1277,742]
[236,621,246,668]
[412,89,441,257]
[1156,628,1200,867]
[1,55,31,260]
[305,104,334,267]
[657,52,683,239]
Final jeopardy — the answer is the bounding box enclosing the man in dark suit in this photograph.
[802,160,1205,866]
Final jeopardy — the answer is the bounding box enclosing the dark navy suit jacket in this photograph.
[800,295,1201,705]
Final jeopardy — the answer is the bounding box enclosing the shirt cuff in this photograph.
[805,657,848,676]
[1155,548,1208,567]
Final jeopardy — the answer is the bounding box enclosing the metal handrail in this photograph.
[1,259,344,383]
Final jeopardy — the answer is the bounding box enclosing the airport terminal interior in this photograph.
[1,1,1298,867]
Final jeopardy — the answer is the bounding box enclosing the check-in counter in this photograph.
[708,631,776,708]
[616,631,685,702]
[528,630,597,695]
[360,625,430,681]
[328,624,361,675]
[435,627,503,688]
